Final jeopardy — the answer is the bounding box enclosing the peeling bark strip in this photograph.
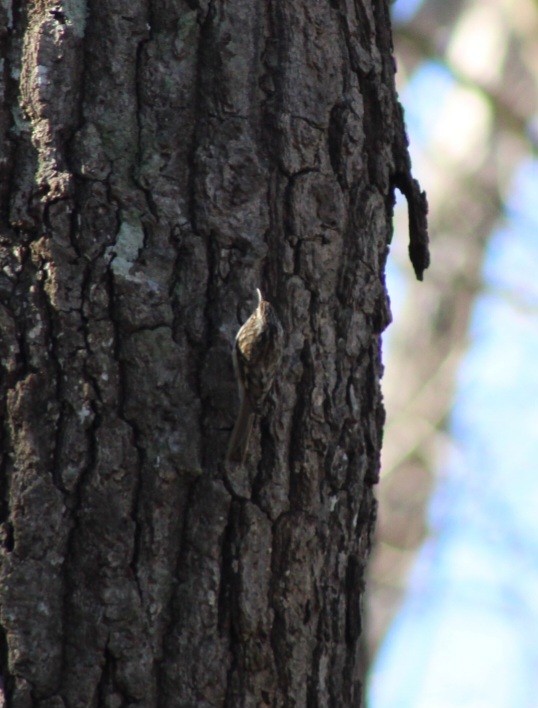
[0,0,425,706]
[392,103,430,281]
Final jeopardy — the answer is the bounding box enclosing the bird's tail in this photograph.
[226,395,255,464]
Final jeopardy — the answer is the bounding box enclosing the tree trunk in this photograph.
[0,1,426,705]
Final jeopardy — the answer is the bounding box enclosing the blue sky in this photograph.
[369,13,538,706]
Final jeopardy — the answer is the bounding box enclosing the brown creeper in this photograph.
[226,288,284,464]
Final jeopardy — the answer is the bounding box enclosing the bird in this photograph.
[226,288,284,464]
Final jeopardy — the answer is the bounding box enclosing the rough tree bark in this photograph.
[0,1,426,706]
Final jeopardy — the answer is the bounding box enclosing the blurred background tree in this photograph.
[366,0,538,705]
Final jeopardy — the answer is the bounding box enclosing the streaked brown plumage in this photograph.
[226,288,284,464]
